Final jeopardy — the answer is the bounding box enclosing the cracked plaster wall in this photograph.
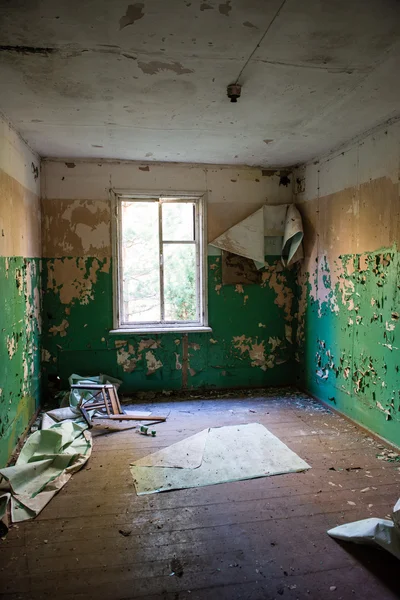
[0,115,41,466]
[41,160,296,395]
[295,120,400,447]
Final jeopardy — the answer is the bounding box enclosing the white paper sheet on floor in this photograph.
[130,422,310,495]
[327,498,400,559]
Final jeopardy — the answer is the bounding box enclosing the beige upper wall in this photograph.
[295,119,400,202]
[294,120,400,259]
[0,114,41,258]
[41,160,292,257]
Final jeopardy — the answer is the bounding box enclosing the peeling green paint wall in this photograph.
[297,247,400,446]
[41,255,297,395]
[0,257,41,466]
[295,122,400,448]
[0,118,41,466]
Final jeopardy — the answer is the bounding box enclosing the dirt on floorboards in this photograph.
[1,388,400,600]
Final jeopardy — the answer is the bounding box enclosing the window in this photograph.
[111,192,209,332]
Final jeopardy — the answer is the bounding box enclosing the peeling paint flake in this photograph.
[232,335,273,371]
[145,351,163,375]
[188,342,200,350]
[174,353,182,370]
[6,336,17,359]
[49,319,69,337]
[47,257,110,305]
[117,346,138,372]
[138,339,160,352]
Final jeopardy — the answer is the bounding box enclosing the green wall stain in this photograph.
[41,256,298,395]
[0,257,41,467]
[298,245,400,448]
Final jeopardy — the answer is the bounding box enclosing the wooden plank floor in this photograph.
[1,388,400,600]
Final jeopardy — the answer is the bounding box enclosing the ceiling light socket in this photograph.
[227,83,241,103]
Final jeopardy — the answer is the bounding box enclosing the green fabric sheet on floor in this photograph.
[0,418,92,525]
[130,423,310,495]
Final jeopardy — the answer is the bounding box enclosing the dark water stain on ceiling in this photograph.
[219,1,232,16]
[137,60,194,75]
[119,3,145,30]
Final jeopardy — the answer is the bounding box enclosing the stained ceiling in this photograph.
[0,0,399,166]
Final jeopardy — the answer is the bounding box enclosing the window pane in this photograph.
[121,201,160,322]
[163,244,197,321]
[162,202,195,241]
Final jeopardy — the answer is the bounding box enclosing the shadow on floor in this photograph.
[335,540,400,596]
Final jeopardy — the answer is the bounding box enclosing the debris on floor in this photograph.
[0,417,92,530]
[131,423,310,495]
[170,557,184,577]
[118,529,132,537]
[0,373,168,534]
[139,426,157,436]
[328,497,400,559]
[69,374,167,426]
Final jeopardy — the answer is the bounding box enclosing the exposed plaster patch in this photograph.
[49,319,69,337]
[376,401,391,419]
[146,351,163,375]
[115,339,127,348]
[189,342,200,350]
[15,269,23,296]
[47,257,110,305]
[261,265,294,322]
[138,339,160,352]
[137,61,193,75]
[235,284,244,294]
[74,222,110,255]
[174,353,182,370]
[268,337,281,352]
[117,345,138,372]
[215,284,222,295]
[209,338,218,344]
[119,3,145,29]
[6,336,17,359]
[50,199,110,257]
[232,335,273,371]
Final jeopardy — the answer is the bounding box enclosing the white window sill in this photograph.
[109,326,212,335]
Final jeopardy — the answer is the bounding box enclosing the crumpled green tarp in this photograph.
[0,373,121,534]
[0,419,92,528]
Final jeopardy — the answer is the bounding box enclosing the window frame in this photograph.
[110,189,210,334]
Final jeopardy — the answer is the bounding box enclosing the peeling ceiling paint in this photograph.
[0,0,399,166]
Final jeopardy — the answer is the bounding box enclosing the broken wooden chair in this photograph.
[72,383,167,428]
